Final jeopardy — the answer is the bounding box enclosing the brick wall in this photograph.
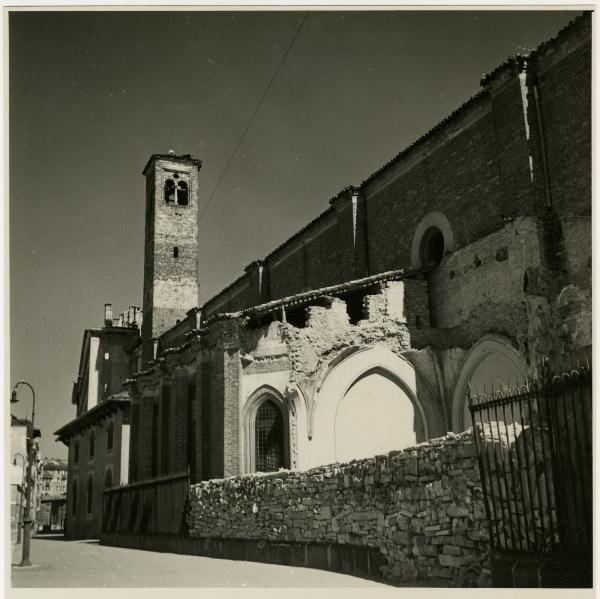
[561,217,592,290]
[534,16,591,217]
[188,430,490,587]
[142,156,201,362]
[193,17,589,321]
[428,218,542,332]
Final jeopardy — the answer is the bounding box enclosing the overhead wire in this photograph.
[198,12,309,223]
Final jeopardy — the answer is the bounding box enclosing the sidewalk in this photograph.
[11,536,389,588]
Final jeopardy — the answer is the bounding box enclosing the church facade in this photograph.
[59,14,591,527]
[125,15,590,485]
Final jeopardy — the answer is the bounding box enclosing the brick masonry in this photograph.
[142,155,201,363]
[198,15,590,323]
[187,430,491,587]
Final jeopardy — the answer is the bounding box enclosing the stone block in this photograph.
[442,544,461,556]
[439,553,463,568]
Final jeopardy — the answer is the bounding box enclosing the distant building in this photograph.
[10,415,42,538]
[36,458,68,534]
[54,308,141,539]
[39,458,68,497]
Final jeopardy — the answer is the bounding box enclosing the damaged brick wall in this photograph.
[279,286,412,385]
[188,430,490,587]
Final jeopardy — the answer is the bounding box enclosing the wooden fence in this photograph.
[102,471,190,535]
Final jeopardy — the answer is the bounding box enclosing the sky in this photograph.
[9,9,581,459]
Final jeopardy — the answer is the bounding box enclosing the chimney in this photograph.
[104,303,113,328]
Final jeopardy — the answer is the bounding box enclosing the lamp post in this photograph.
[11,381,36,567]
[13,453,26,544]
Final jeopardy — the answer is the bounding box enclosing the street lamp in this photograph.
[12,453,26,544]
[11,381,36,567]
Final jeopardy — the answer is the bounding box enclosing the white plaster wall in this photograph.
[241,371,289,412]
[120,423,130,485]
[304,345,427,470]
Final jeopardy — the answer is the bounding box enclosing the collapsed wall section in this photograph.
[188,430,491,587]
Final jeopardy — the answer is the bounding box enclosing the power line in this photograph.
[198,12,309,223]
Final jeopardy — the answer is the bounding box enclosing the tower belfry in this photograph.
[141,153,202,363]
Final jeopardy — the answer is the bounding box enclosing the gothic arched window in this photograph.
[255,400,285,473]
[164,179,176,204]
[104,469,113,490]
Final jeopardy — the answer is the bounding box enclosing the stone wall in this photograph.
[188,430,491,587]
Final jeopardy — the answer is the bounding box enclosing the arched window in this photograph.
[176,181,189,206]
[86,475,94,514]
[164,179,176,204]
[255,400,285,472]
[106,422,114,452]
[104,469,113,490]
[89,430,95,459]
[420,226,444,267]
[73,439,79,464]
[173,246,179,259]
[71,479,78,515]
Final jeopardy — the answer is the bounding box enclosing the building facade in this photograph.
[59,14,591,532]
[55,307,141,539]
[36,458,68,533]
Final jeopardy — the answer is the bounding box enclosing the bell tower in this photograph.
[141,152,202,364]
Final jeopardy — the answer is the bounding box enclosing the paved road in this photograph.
[11,536,388,588]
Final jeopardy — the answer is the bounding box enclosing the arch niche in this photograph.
[452,335,528,432]
[306,345,428,469]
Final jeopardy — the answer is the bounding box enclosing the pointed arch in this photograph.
[241,385,290,474]
[452,335,528,432]
[306,345,429,469]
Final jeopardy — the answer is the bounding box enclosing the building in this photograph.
[36,458,68,534]
[10,415,42,538]
[38,458,68,497]
[54,307,141,539]
[59,13,591,535]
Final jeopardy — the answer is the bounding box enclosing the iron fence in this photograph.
[102,470,190,535]
[469,363,592,559]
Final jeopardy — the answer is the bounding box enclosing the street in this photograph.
[11,535,389,588]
